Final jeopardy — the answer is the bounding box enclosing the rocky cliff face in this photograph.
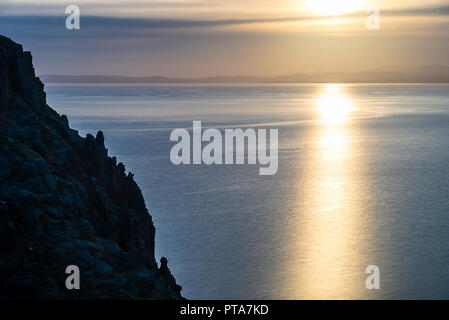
[0,35,182,299]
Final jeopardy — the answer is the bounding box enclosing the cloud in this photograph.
[382,5,449,16]
[2,5,449,29]
[1,4,448,77]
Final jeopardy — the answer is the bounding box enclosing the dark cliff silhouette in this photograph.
[0,35,182,299]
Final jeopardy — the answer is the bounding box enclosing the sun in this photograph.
[316,84,353,125]
[306,0,365,16]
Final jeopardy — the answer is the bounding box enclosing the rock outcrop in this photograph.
[0,35,182,299]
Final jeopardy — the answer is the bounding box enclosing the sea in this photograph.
[46,83,449,299]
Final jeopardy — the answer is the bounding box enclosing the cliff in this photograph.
[0,35,182,299]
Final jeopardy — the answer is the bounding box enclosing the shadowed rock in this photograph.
[0,35,183,299]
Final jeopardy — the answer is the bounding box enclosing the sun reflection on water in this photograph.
[286,84,369,299]
[316,84,353,125]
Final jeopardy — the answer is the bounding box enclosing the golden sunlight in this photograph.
[316,84,353,125]
[288,92,368,298]
[305,0,365,16]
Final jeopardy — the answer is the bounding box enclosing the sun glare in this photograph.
[306,0,365,16]
[316,84,353,125]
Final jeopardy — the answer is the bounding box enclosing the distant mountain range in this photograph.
[41,66,449,84]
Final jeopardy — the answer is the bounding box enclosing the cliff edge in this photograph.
[0,35,183,299]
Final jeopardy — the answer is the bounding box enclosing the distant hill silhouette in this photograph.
[41,66,449,84]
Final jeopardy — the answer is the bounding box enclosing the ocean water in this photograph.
[46,83,449,299]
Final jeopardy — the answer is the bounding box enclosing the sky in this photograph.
[1,0,449,77]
